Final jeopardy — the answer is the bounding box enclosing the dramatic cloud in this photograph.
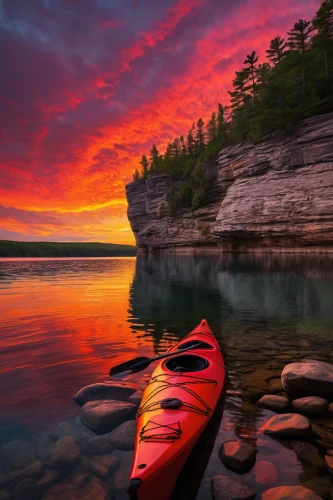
[0,0,321,243]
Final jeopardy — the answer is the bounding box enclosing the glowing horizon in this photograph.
[0,0,321,244]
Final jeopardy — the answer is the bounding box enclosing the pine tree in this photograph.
[195,118,205,154]
[243,51,259,100]
[266,36,288,67]
[180,135,187,156]
[139,154,149,178]
[217,103,228,145]
[149,144,161,173]
[312,0,333,76]
[288,20,313,53]
[187,124,196,157]
[228,71,251,109]
[206,112,218,142]
[133,169,140,181]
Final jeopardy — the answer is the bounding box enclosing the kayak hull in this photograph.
[128,319,226,500]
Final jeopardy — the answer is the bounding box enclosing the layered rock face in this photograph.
[126,112,333,252]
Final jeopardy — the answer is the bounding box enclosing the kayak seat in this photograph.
[165,355,209,373]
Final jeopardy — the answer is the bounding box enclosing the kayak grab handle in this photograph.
[160,398,182,409]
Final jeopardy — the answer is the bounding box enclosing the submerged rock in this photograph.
[83,435,113,455]
[326,455,333,474]
[128,390,144,406]
[36,469,59,491]
[87,455,120,480]
[263,414,311,436]
[219,440,256,471]
[292,397,329,415]
[262,485,322,499]
[282,362,333,397]
[312,424,333,445]
[42,480,109,500]
[254,460,279,485]
[108,420,136,451]
[211,475,256,500]
[80,400,137,433]
[49,422,93,442]
[302,477,333,498]
[13,478,39,500]
[50,436,80,468]
[2,440,36,473]
[74,382,137,406]
[258,395,289,411]
[6,461,42,484]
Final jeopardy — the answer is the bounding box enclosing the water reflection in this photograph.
[0,254,333,499]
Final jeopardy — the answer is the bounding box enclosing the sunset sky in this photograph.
[0,0,320,244]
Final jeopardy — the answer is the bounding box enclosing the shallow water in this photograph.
[0,254,333,498]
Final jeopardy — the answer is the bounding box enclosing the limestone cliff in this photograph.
[126,112,333,253]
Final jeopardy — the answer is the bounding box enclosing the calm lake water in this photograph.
[1,254,333,498]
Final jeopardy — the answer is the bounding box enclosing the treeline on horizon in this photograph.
[0,241,136,258]
[133,0,333,200]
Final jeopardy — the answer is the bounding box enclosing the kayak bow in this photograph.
[128,319,226,500]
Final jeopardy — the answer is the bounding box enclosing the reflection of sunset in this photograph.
[0,0,320,243]
[0,258,158,428]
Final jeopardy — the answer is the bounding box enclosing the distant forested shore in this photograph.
[0,240,136,258]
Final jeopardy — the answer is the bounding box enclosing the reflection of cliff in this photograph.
[128,254,333,349]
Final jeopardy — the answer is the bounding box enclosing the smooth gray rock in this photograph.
[83,435,113,455]
[80,400,137,432]
[2,440,36,473]
[258,395,289,411]
[128,390,143,406]
[74,382,137,406]
[219,440,256,471]
[108,420,136,450]
[282,362,333,397]
[292,396,329,414]
[211,475,256,500]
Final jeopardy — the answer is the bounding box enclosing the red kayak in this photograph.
[128,319,226,500]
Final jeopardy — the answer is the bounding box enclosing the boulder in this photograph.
[80,400,137,432]
[218,440,256,471]
[263,414,311,437]
[74,382,137,406]
[128,390,143,406]
[312,424,333,445]
[50,436,80,468]
[83,435,113,455]
[49,422,93,442]
[302,477,333,498]
[87,455,120,480]
[42,480,109,500]
[6,461,42,484]
[258,395,289,411]
[0,487,11,500]
[108,420,136,451]
[297,451,326,469]
[254,460,279,485]
[13,479,39,500]
[35,432,54,464]
[211,475,256,500]
[292,397,329,415]
[326,455,333,474]
[2,440,36,473]
[262,485,322,499]
[36,469,59,491]
[113,451,134,490]
[282,362,333,397]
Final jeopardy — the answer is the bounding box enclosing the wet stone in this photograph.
[2,440,36,473]
[258,395,289,411]
[13,478,39,500]
[263,413,311,437]
[297,450,326,469]
[128,390,143,406]
[292,397,329,415]
[282,361,333,398]
[312,424,333,445]
[299,464,319,483]
[35,432,54,464]
[219,440,256,472]
[87,455,120,479]
[36,469,59,491]
[302,477,333,498]
[42,480,109,500]
[74,382,137,406]
[254,460,279,485]
[326,455,333,474]
[0,487,11,500]
[108,420,136,451]
[79,400,137,433]
[49,422,93,442]
[262,485,322,499]
[113,451,134,491]
[211,475,256,500]
[83,435,113,455]
[50,436,80,468]
[6,461,42,484]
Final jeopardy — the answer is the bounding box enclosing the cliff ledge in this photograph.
[126,112,333,253]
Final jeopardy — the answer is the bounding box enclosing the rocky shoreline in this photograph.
[1,351,333,499]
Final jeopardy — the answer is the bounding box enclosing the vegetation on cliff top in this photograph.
[0,241,136,258]
[133,0,333,188]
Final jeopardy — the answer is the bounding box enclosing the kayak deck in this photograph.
[128,319,226,500]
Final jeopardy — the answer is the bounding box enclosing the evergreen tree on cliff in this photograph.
[149,144,161,173]
[140,155,149,179]
[312,0,333,77]
[266,36,288,67]
[243,51,259,100]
